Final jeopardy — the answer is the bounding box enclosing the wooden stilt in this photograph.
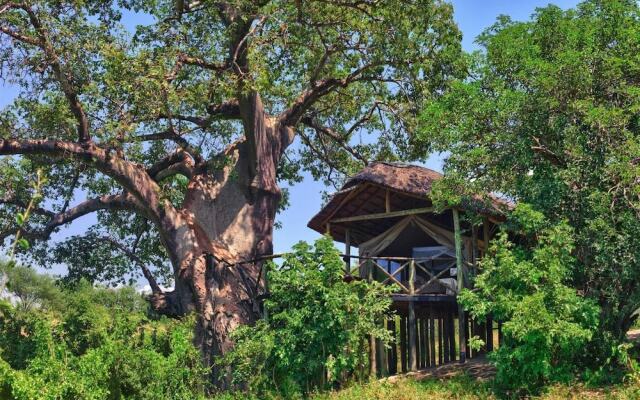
[465,314,471,359]
[408,260,417,371]
[453,208,467,363]
[438,309,444,365]
[387,318,397,375]
[449,307,456,362]
[443,310,450,363]
[486,315,494,352]
[368,264,377,378]
[429,305,436,367]
[420,318,427,368]
[400,316,407,373]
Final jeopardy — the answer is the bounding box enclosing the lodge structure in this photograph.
[307,162,509,376]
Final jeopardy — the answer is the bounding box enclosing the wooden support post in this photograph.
[483,217,490,256]
[486,315,494,352]
[387,318,397,375]
[420,318,427,368]
[344,229,351,275]
[377,320,388,377]
[442,311,450,363]
[400,316,408,372]
[465,314,471,359]
[368,265,377,378]
[415,317,421,369]
[438,309,444,365]
[408,260,417,371]
[471,225,478,279]
[429,304,436,367]
[449,306,456,362]
[453,208,467,363]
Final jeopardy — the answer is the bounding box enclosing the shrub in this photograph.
[220,237,394,397]
[0,264,211,400]
[459,205,599,398]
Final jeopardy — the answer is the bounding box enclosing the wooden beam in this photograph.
[453,208,467,363]
[330,206,434,223]
[408,260,417,371]
[321,183,369,227]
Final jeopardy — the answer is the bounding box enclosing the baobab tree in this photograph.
[0,0,462,371]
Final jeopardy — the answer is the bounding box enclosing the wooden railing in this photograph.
[341,255,463,296]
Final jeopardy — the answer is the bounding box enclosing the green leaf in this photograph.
[17,238,29,250]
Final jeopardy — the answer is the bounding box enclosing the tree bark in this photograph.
[146,92,292,386]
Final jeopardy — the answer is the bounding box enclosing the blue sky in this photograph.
[0,0,581,269]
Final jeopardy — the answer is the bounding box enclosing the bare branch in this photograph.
[0,25,39,45]
[531,136,565,167]
[101,235,162,294]
[0,194,54,217]
[5,193,140,246]
[279,62,383,127]
[16,4,91,142]
[300,116,368,164]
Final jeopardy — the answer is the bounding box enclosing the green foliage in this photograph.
[221,237,394,398]
[459,205,599,397]
[0,263,210,400]
[0,0,464,281]
[418,0,640,375]
[1,263,63,312]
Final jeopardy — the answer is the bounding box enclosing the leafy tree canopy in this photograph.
[418,0,640,340]
[0,0,464,288]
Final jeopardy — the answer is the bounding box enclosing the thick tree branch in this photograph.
[132,128,203,164]
[32,193,140,239]
[147,150,195,181]
[0,139,170,222]
[531,136,565,167]
[206,99,241,120]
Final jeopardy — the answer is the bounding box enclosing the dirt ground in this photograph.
[383,356,496,383]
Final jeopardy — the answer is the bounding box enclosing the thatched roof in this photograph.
[307,162,508,245]
[341,162,445,196]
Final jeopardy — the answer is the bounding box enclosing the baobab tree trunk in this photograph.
[151,92,294,385]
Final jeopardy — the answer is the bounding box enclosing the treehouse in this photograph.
[308,162,508,375]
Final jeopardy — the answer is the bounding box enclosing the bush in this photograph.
[458,205,599,398]
[220,237,394,398]
[0,264,211,400]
